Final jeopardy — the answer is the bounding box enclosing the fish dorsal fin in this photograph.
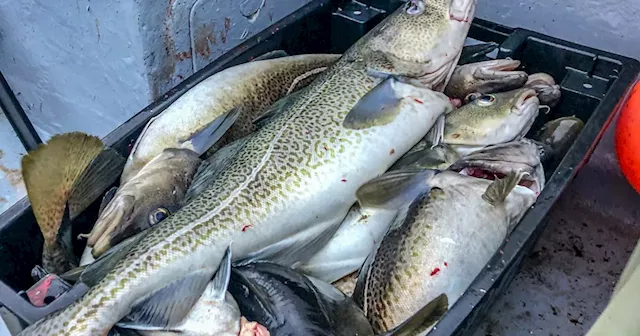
[379,293,449,336]
[69,148,126,219]
[252,49,289,61]
[252,89,304,129]
[389,147,449,171]
[356,169,437,209]
[210,245,233,302]
[343,77,404,130]
[179,106,242,155]
[119,267,214,330]
[481,171,528,206]
[21,132,106,273]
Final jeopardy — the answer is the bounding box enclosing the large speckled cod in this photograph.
[20,1,476,334]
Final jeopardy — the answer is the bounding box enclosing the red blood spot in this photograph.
[341,179,347,182]
[430,268,441,276]
[241,224,252,232]
[389,148,395,155]
[444,262,448,267]
[413,98,424,104]
[323,145,328,151]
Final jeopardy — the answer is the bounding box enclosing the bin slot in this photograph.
[561,68,609,100]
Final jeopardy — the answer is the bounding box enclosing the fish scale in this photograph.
[20,1,475,334]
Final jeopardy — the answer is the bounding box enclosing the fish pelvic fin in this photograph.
[21,132,106,273]
[481,171,529,206]
[356,169,438,209]
[379,293,449,336]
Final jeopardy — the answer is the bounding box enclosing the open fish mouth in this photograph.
[448,140,544,195]
[476,59,523,77]
[513,88,540,114]
[456,166,541,194]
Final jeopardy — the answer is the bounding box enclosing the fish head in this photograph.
[366,0,477,90]
[449,139,545,195]
[445,59,528,100]
[524,72,562,107]
[445,87,540,146]
[87,148,202,257]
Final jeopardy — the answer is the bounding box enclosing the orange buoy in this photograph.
[615,79,640,194]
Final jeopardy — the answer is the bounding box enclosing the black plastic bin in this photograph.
[0,1,639,334]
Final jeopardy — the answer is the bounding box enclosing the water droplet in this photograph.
[583,83,593,89]
[479,288,487,293]
[353,10,362,15]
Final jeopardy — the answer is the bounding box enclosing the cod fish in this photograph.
[444,59,529,101]
[352,140,545,334]
[296,143,460,284]
[439,87,541,156]
[84,148,203,260]
[20,1,475,334]
[112,246,268,336]
[21,132,124,274]
[121,52,341,183]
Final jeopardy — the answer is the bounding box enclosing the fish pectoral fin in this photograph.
[356,169,437,209]
[235,219,343,268]
[77,230,150,287]
[117,268,214,330]
[252,89,304,129]
[97,186,119,217]
[252,49,289,61]
[185,137,250,202]
[211,244,233,302]
[482,171,529,206]
[69,148,126,219]
[424,114,446,149]
[180,106,242,155]
[381,293,449,336]
[343,77,405,130]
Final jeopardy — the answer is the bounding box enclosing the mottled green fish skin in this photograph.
[19,1,474,334]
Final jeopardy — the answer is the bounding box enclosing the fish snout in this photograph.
[450,0,477,22]
[512,88,540,116]
[87,195,134,257]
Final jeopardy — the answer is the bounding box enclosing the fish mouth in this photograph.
[525,72,556,86]
[513,88,540,114]
[449,140,544,195]
[456,166,541,195]
[87,195,134,257]
[475,59,523,76]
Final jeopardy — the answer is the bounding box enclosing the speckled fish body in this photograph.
[353,140,545,334]
[19,1,475,334]
[121,54,341,183]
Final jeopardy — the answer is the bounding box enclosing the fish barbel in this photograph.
[20,1,475,334]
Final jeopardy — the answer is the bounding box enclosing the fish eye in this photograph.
[465,92,482,103]
[476,94,496,106]
[149,208,170,225]
[406,0,425,15]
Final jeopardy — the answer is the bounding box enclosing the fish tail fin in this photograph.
[21,132,108,272]
[481,171,529,206]
[379,294,449,336]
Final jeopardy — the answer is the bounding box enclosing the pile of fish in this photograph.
[15,1,587,335]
